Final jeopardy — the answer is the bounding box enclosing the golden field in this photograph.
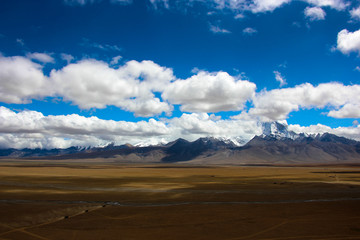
[0,161,360,239]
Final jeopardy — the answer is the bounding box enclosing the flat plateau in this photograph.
[0,161,360,240]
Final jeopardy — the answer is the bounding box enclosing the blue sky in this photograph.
[0,0,360,148]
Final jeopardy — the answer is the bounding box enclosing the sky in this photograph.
[0,0,360,149]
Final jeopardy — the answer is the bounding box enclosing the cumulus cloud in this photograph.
[162,71,256,113]
[119,98,173,117]
[328,103,360,118]
[273,71,287,87]
[0,56,51,104]
[250,83,360,121]
[26,52,55,64]
[234,13,245,19]
[304,6,326,21]
[350,7,360,21]
[250,0,291,13]
[4,105,360,149]
[0,106,170,149]
[337,29,360,55]
[0,54,260,117]
[0,107,264,148]
[1,106,359,149]
[50,59,174,116]
[168,112,262,141]
[0,54,176,117]
[204,0,292,13]
[243,27,257,35]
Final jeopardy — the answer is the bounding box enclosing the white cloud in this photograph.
[50,59,174,116]
[0,54,258,117]
[0,55,172,117]
[0,106,359,149]
[337,29,360,55]
[350,7,360,21]
[162,71,256,113]
[328,103,360,118]
[208,0,347,13]
[304,6,326,21]
[355,66,360,71]
[305,0,348,10]
[210,0,291,13]
[234,13,245,19]
[168,112,262,142]
[61,53,75,64]
[250,0,291,13]
[0,56,51,104]
[0,106,170,149]
[119,98,173,117]
[209,24,231,34]
[273,71,287,87]
[0,107,263,148]
[110,55,122,65]
[250,83,360,121]
[26,52,55,64]
[243,27,258,35]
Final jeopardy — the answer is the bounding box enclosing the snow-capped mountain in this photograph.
[1,121,360,164]
[261,122,300,140]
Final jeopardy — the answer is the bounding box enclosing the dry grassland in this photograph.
[0,162,360,239]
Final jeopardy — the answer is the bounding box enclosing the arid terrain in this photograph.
[0,161,360,240]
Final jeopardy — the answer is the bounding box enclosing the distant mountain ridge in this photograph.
[1,122,360,164]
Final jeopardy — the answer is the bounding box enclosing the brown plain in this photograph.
[0,161,360,240]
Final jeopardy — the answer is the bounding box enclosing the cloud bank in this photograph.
[1,53,360,148]
[1,106,359,149]
[1,54,360,120]
[249,83,360,121]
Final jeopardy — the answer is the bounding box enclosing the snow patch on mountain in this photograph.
[261,122,300,140]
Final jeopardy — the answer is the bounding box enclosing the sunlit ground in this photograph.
[0,162,360,240]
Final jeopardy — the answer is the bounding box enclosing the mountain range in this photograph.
[1,122,360,165]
